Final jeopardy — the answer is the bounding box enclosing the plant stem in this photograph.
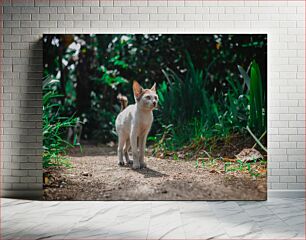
[246,126,267,152]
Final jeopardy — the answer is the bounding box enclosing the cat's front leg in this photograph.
[130,130,140,169]
[139,133,148,168]
[117,135,125,166]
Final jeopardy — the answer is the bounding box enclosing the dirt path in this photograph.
[43,145,267,200]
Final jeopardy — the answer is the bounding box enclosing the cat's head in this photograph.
[133,81,158,111]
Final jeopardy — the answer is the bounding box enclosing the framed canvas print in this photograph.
[42,34,267,200]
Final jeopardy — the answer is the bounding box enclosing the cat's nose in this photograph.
[153,101,157,106]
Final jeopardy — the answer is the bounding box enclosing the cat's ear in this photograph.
[133,81,143,99]
[151,82,156,92]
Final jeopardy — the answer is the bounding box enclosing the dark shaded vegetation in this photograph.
[43,34,267,170]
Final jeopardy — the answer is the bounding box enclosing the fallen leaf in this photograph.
[235,148,263,163]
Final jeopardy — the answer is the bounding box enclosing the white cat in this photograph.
[115,81,158,169]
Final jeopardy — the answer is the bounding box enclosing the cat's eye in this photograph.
[145,96,151,99]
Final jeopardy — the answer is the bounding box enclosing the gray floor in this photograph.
[1,198,305,239]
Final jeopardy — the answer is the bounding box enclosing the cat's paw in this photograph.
[118,161,125,166]
[126,160,133,165]
[132,162,140,169]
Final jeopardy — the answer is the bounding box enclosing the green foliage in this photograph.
[43,34,130,142]
[249,60,265,135]
[155,53,250,150]
[224,159,264,178]
[43,78,80,168]
[238,61,267,137]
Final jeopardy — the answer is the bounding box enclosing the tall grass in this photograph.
[43,78,81,168]
[155,53,250,151]
[238,60,266,137]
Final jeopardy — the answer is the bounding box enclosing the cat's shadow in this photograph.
[134,167,168,178]
[123,163,167,178]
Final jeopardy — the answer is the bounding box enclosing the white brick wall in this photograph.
[1,0,305,198]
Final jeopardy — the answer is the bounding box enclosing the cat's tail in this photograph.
[117,93,128,111]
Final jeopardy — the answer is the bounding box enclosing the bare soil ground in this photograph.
[43,145,267,201]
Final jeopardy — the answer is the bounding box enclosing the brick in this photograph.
[4,6,21,13]
[20,177,37,183]
[74,7,90,14]
[12,183,28,189]
[279,128,297,135]
[121,20,139,28]
[84,14,99,20]
[130,14,149,21]
[219,14,244,21]
[288,155,304,162]
[196,7,209,14]
[280,162,296,169]
[114,0,130,6]
[31,13,49,20]
[131,0,147,7]
[4,50,20,58]
[57,7,73,14]
[288,183,305,189]
[74,20,90,28]
[21,21,39,28]
[21,6,39,13]
[209,7,225,13]
[12,14,31,20]
[210,21,234,28]
[138,7,157,13]
[49,0,65,6]
[90,21,107,28]
[268,176,279,183]
[271,183,288,189]
[271,164,289,172]
[90,6,104,13]
[139,20,158,28]
[114,14,129,21]
[65,14,83,20]
[289,169,305,176]
[104,7,121,13]
[148,0,167,7]
[185,14,202,21]
[176,21,193,28]
[83,0,99,6]
[297,176,305,183]
[280,176,296,183]
[55,20,71,28]
[218,1,244,6]
[121,7,138,14]
[34,0,49,6]
[12,169,28,177]
[297,162,305,168]
[39,6,57,14]
[66,0,82,6]
[12,28,31,35]
[107,21,121,28]
[168,14,184,21]
[4,21,20,28]
[4,176,20,183]
[150,14,167,21]
[177,7,196,14]
[158,7,176,14]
